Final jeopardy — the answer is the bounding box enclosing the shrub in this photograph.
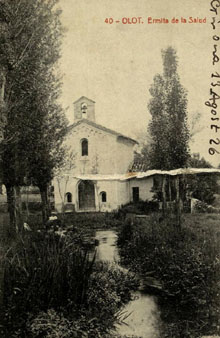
[117,200,159,218]
[3,231,96,336]
[27,308,138,338]
[57,212,122,229]
[88,263,139,313]
[194,200,220,214]
[28,309,78,338]
[22,201,42,212]
[118,215,220,337]
[3,230,139,337]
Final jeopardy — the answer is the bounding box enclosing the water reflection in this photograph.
[95,230,119,263]
[95,230,160,338]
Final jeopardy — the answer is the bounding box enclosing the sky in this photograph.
[58,0,219,166]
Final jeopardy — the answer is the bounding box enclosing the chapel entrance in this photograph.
[78,180,95,210]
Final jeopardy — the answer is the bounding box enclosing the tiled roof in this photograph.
[129,161,149,172]
[68,119,138,144]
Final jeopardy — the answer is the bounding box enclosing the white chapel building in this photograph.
[53,96,154,212]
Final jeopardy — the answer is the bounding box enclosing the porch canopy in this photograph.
[136,167,220,227]
[57,168,220,182]
[135,168,220,179]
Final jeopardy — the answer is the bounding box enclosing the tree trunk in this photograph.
[25,186,30,217]
[15,186,23,232]
[0,246,5,336]
[161,175,167,216]
[168,176,172,202]
[6,184,23,236]
[0,68,7,141]
[175,176,182,228]
[40,184,50,225]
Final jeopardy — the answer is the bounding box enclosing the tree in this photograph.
[0,0,67,231]
[131,130,152,171]
[146,47,190,226]
[148,47,190,170]
[55,150,76,214]
[187,154,218,204]
[189,111,204,141]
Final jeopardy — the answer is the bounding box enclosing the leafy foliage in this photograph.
[1,0,67,185]
[148,47,190,170]
[193,199,219,213]
[3,231,94,334]
[3,229,138,337]
[187,155,218,204]
[117,200,159,217]
[118,214,220,337]
[88,262,139,316]
[0,0,67,227]
[28,309,78,338]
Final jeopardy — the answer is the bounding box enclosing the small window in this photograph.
[100,191,107,203]
[81,103,87,118]
[81,102,87,110]
[81,139,88,156]
[132,187,139,203]
[66,192,72,203]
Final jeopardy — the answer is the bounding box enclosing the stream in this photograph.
[95,230,161,338]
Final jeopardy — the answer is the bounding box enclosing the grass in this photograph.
[118,212,220,338]
[2,208,220,337]
[0,213,10,241]
[57,212,122,229]
[0,211,122,234]
[2,227,139,338]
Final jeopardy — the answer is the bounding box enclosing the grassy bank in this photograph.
[118,213,220,338]
[0,211,122,233]
[2,228,138,337]
[57,212,122,230]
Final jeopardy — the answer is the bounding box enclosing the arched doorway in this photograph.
[78,180,95,210]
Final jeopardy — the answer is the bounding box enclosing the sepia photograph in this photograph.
[0,0,220,337]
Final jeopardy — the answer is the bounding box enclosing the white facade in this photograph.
[54,176,130,212]
[54,96,154,213]
[129,177,154,202]
[66,121,135,175]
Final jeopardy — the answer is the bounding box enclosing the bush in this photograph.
[117,200,159,218]
[27,308,138,338]
[22,201,42,212]
[28,309,78,338]
[88,263,139,316]
[3,231,96,336]
[3,230,138,337]
[118,215,220,337]
[57,212,122,229]
[193,200,220,214]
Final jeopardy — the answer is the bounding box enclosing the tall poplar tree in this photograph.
[148,47,189,170]
[0,0,67,231]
